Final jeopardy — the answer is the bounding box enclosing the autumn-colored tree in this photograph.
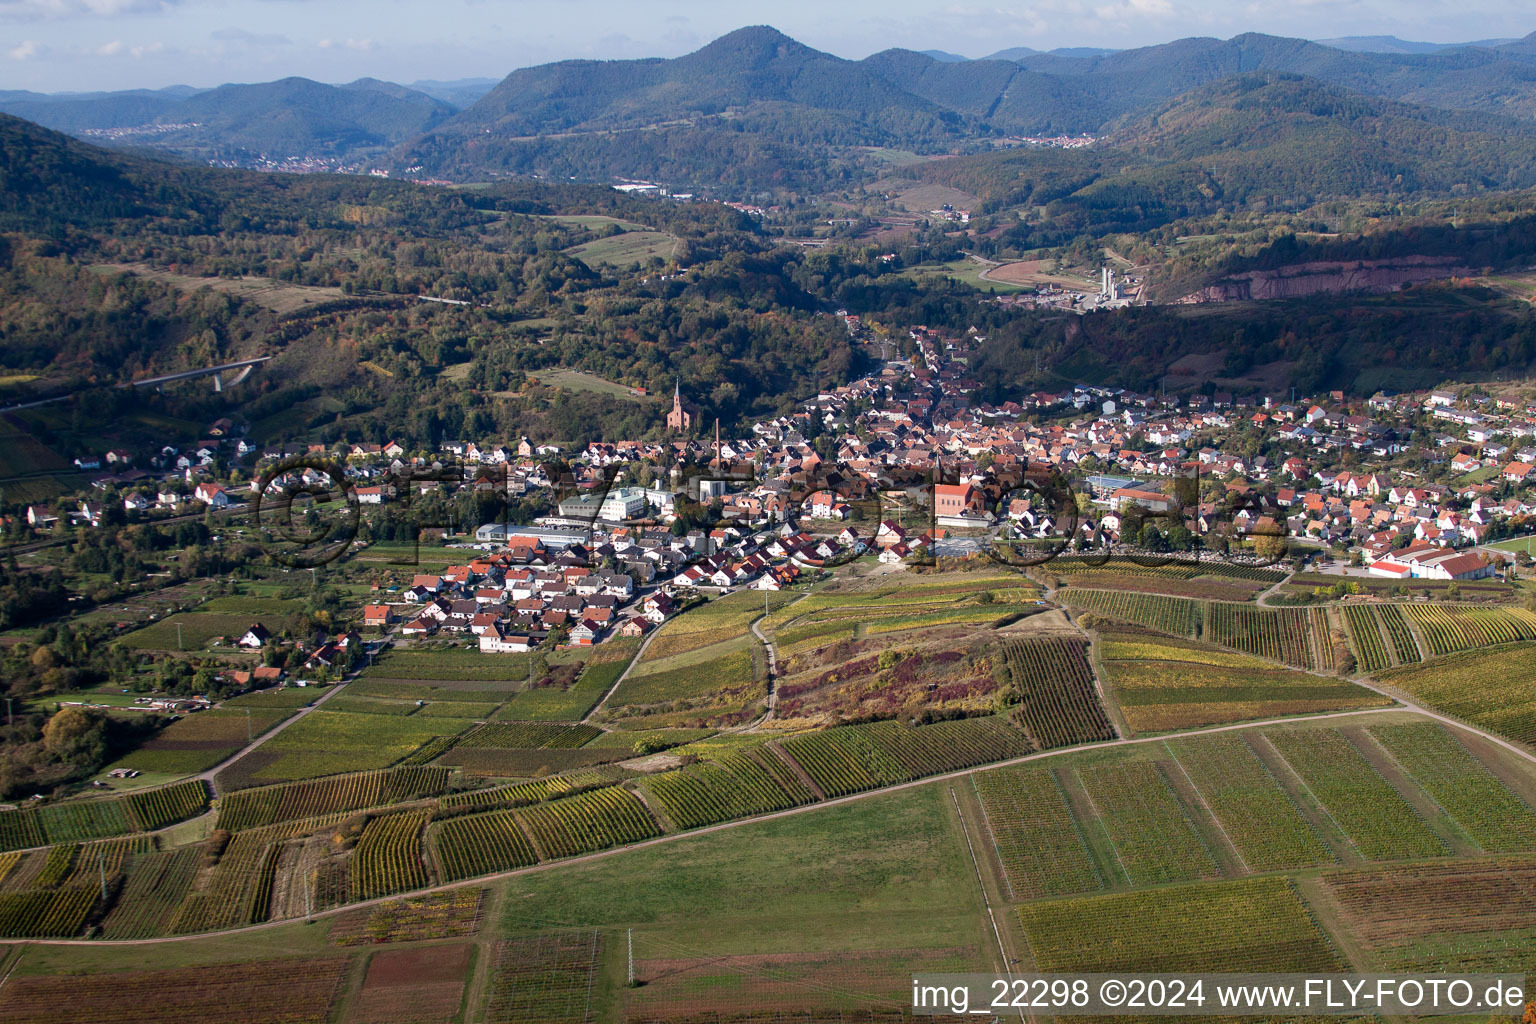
[40,706,94,754]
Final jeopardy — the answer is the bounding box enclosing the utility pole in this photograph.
[176,621,182,651]
[98,848,107,900]
[627,928,634,987]
[245,707,252,743]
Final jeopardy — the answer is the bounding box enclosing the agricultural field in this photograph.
[972,765,1101,899]
[221,709,472,784]
[762,574,1039,659]
[98,846,202,938]
[1400,603,1536,656]
[454,722,601,749]
[362,646,548,682]
[349,810,431,901]
[1367,722,1536,853]
[515,785,659,859]
[1343,603,1423,671]
[1075,592,1338,670]
[1264,727,1446,861]
[640,590,794,662]
[1069,589,1201,636]
[118,610,303,652]
[996,637,1115,748]
[217,766,450,830]
[350,944,472,1024]
[1204,603,1335,670]
[496,783,983,1013]
[1164,734,1335,872]
[437,767,628,812]
[110,708,289,775]
[1099,634,1387,733]
[774,640,1006,724]
[1074,758,1221,886]
[639,749,818,829]
[1019,876,1341,973]
[328,887,485,944]
[0,956,353,1024]
[431,808,539,881]
[497,642,638,721]
[1378,645,1536,744]
[564,229,678,268]
[485,932,603,1024]
[1323,857,1536,973]
[605,639,762,719]
[1050,557,1284,601]
[776,717,1031,798]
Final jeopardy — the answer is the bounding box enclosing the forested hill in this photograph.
[0,115,861,445]
[906,75,1536,247]
[16,26,1536,191]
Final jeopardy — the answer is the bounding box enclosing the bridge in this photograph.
[0,357,272,416]
[119,356,273,392]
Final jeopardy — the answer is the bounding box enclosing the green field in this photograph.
[898,258,1030,293]
[222,710,472,784]
[564,231,677,268]
[534,368,648,401]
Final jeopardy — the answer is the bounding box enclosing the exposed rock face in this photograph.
[1176,256,1473,303]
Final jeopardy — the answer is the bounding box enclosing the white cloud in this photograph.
[7,38,40,58]
[317,36,376,51]
[211,26,290,46]
[129,39,162,56]
[0,0,178,19]
[96,37,122,54]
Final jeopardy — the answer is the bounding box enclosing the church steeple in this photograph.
[666,378,692,433]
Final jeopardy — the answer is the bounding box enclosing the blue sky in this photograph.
[2,0,1531,93]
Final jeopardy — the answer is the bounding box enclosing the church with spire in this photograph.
[666,379,694,433]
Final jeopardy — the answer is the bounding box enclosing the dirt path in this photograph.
[197,664,360,791]
[582,627,660,723]
[18,702,1445,949]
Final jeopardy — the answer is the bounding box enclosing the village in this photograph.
[17,317,1536,662]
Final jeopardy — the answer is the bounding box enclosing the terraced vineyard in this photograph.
[1075,759,1220,885]
[439,768,627,812]
[431,810,539,882]
[1205,603,1331,670]
[1401,604,1536,656]
[123,780,211,832]
[1165,734,1334,872]
[1265,728,1445,861]
[1379,645,1536,744]
[640,750,818,829]
[1344,604,1393,673]
[216,766,450,831]
[456,722,601,749]
[998,637,1115,748]
[1345,603,1424,672]
[351,811,430,901]
[777,718,1032,798]
[1068,590,1201,636]
[98,847,201,938]
[1020,876,1341,973]
[973,765,1101,899]
[1368,722,1536,853]
[517,786,659,860]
